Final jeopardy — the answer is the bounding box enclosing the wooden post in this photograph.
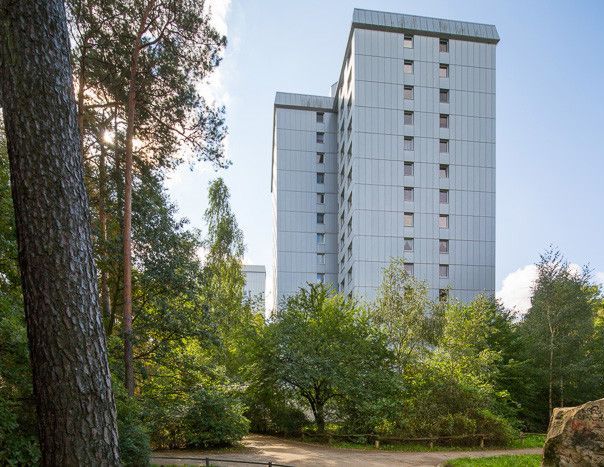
[205,458,210,467]
[429,440,434,449]
[480,436,485,448]
[374,439,380,449]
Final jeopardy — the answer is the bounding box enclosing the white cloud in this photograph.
[497,264,538,315]
[498,263,604,315]
[198,0,232,107]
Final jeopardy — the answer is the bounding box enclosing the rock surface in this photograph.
[543,398,604,466]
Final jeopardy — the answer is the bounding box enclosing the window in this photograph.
[439,264,449,278]
[439,64,449,78]
[347,267,352,283]
[404,136,414,151]
[316,132,324,143]
[404,237,414,252]
[404,212,414,227]
[403,35,413,48]
[317,213,325,224]
[317,233,325,245]
[439,164,449,178]
[404,263,414,275]
[439,139,449,153]
[347,219,352,235]
[347,194,352,210]
[317,172,325,184]
[317,152,324,164]
[439,214,449,229]
[404,111,414,125]
[440,114,449,128]
[439,39,449,53]
[440,189,449,204]
[317,273,325,283]
[317,192,325,204]
[316,112,324,123]
[404,187,414,202]
[404,85,414,100]
[440,89,449,103]
[439,289,449,301]
[404,60,414,74]
[317,253,325,265]
[439,239,449,254]
[404,161,414,176]
[347,243,352,259]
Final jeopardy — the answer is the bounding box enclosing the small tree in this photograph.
[263,284,397,433]
[519,249,598,424]
[372,258,441,373]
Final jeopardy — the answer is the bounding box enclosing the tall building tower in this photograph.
[271,9,499,310]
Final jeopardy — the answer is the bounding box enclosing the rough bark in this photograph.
[0,1,120,465]
[122,0,155,396]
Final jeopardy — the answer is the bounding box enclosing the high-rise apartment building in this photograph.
[271,9,499,309]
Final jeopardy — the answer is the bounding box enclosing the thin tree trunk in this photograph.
[0,1,120,464]
[548,329,554,419]
[76,36,88,156]
[122,0,155,396]
[98,132,112,325]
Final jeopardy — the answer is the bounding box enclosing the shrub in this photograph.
[0,398,40,466]
[148,386,249,449]
[182,387,249,448]
[114,385,150,466]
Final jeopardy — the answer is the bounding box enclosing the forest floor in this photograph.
[151,434,542,466]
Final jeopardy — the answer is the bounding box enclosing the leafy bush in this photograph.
[148,386,249,449]
[182,387,249,448]
[0,398,40,466]
[245,390,308,435]
[115,388,151,467]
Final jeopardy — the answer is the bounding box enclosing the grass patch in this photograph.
[331,441,491,452]
[305,433,545,453]
[509,434,545,449]
[445,454,542,466]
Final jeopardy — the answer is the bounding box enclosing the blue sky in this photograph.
[167,0,604,310]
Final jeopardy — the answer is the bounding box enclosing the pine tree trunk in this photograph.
[122,0,155,397]
[0,1,120,465]
[98,134,112,325]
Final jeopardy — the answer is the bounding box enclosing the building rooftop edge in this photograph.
[352,8,500,43]
[243,264,266,273]
[274,92,335,111]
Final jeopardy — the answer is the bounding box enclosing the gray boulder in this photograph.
[542,398,604,466]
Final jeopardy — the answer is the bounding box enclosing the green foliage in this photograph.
[0,135,40,466]
[182,387,249,448]
[114,384,151,466]
[263,284,400,433]
[146,384,249,449]
[516,249,602,430]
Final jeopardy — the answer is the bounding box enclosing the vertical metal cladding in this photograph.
[272,10,499,308]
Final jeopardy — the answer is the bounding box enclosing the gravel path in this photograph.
[152,434,542,467]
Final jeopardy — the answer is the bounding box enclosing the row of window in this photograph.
[404,60,449,78]
[404,187,449,204]
[404,137,450,152]
[404,161,449,178]
[404,86,449,103]
[404,238,449,254]
[404,111,449,128]
[404,212,449,229]
[403,35,449,53]
[403,262,450,278]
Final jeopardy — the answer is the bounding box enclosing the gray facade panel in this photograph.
[272,9,497,309]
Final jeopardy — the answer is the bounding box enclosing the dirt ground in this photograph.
[152,434,542,467]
